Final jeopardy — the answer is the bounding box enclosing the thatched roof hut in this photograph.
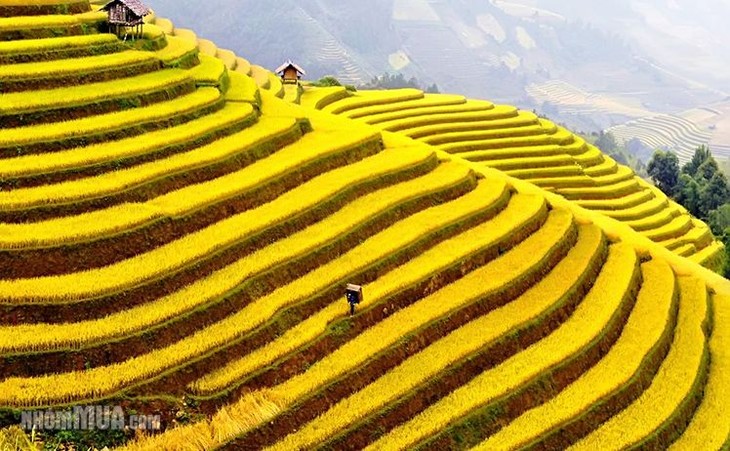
[101,0,150,26]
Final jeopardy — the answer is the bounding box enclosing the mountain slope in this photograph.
[0,2,729,450]
[297,86,723,269]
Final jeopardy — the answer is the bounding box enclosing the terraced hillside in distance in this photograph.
[1,1,730,451]
[608,114,713,164]
[299,86,725,271]
[526,80,651,118]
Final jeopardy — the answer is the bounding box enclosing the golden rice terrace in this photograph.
[0,0,729,450]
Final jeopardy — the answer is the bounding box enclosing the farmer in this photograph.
[346,284,363,317]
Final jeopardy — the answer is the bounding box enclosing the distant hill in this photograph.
[147,0,717,116]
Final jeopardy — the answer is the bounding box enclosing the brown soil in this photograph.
[320,228,606,451]
[1,58,162,93]
[7,106,263,189]
[635,303,711,451]
[1,78,196,128]
[0,25,87,41]
[0,139,409,325]
[131,187,518,402]
[0,123,306,277]
[414,261,642,450]
[0,93,225,157]
[216,211,573,450]
[0,42,124,65]
[0,168,470,377]
[0,1,90,17]
[525,279,680,450]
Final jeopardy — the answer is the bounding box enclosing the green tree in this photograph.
[362,73,436,92]
[363,73,420,89]
[660,144,730,278]
[708,204,730,238]
[721,234,730,279]
[425,83,440,94]
[682,145,712,177]
[700,172,730,216]
[674,173,702,217]
[311,76,342,87]
[647,150,680,196]
[696,157,720,184]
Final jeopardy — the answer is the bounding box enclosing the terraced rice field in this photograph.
[1,2,730,450]
[527,79,651,118]
[307,87,723,271]
[608,114,713,164]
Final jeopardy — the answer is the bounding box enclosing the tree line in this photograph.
[310,73,440,93]
[360,73,439,93]
[648,146,730,276]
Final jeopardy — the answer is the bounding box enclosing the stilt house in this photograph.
[101,0,150,39]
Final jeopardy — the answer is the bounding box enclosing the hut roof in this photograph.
[101,0,150,17]
[275,60,306,76]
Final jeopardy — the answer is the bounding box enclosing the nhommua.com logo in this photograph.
[20,405,161,431]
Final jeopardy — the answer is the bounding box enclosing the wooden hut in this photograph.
[275,60,306,84]
[101,0,150,39]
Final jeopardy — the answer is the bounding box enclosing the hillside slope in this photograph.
[297,86,725,271]
[1,2,730,450]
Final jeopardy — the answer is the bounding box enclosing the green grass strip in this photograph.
[0,87,220,150]
[0,68,190,114]
[0,102,258,179]
[0,162,473,352]
[477,259,677,449]
[0,142,424,302]
[0,171,504,406]
[570,276,709,450]
[343,93,468,119]
[371,103,514,129]
[0,33,115,54]
[670,294,730,450]
[269,209,577,450]
[322,88,425,115]
[364,242,638,450]
[0,49,154,79]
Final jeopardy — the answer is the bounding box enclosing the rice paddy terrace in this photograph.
[1,1,730,450]
[300,87,725,271]
[608,114,714,164]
